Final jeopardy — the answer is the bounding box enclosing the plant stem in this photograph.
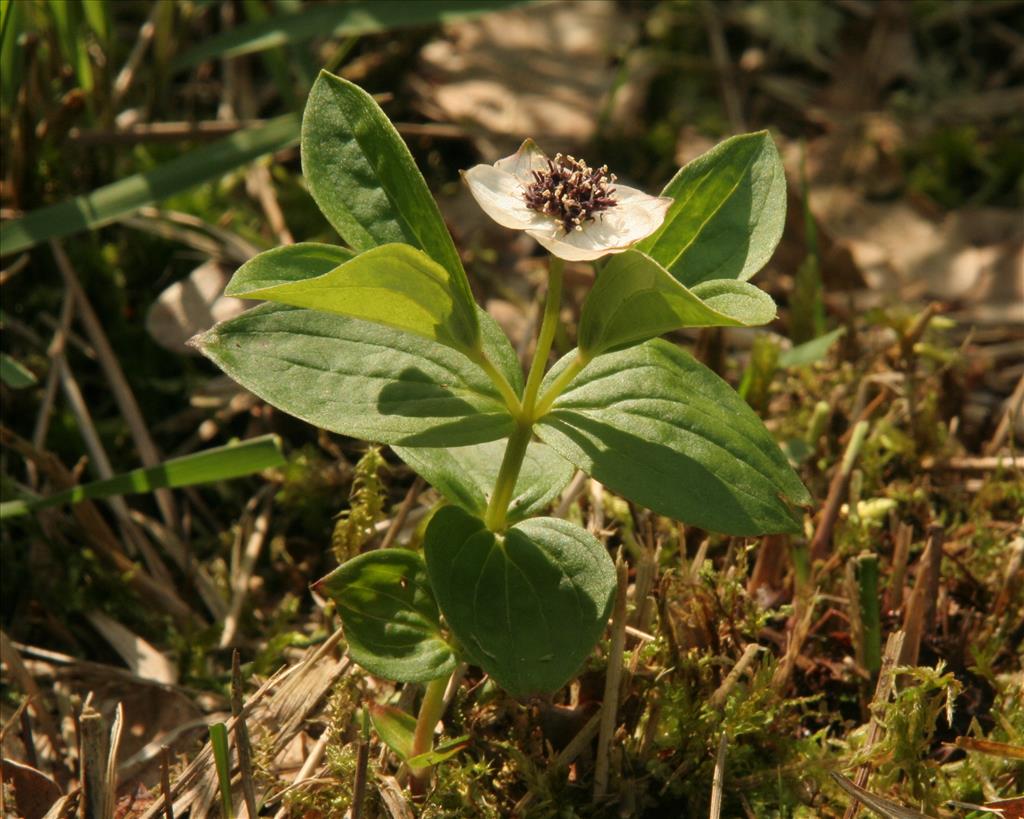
[521,255,564,417]
[409,675,449,785]
[471,347,522,416]
[483,256,565,531]
[533,352,589,418]
[483,420,532,531]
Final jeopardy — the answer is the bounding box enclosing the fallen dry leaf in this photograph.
[145,259,249,355]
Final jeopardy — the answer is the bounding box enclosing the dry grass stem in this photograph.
[708,732,728,819]
[811,420,870,562]
[220,488,274,648]
[50,239,178,532]
[710,644,763,710]
[899,525,944,666]
[593,555,629,802]
[159,746,175,819]
[231,651,259,819]
[379,476,426,551]
[842,630,906,819]
[78,702,109,819]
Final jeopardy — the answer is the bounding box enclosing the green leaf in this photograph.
[193,304,513,447]
[407,735,471,768]
[369,704,417,761]
[0,352,37,389]
[690,279,778,325]
[536,341,811,535]
[227,243,481,357]
[0,435,285,520]
[478,304,524,396]
[209,723,235,819]
[224,242,354,292]
[777,326,846,368]
[578,250,776,357]
[301,72,469,302]
[174,1,522,68]
[638,131,786,287]
[394,439,574,523]
[314,549,456,683]
[424,507,616,697]
[0,115,300,255]
[224,244,518,391]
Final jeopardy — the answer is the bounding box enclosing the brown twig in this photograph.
[79,702,110,819]
[220,487,274,648]
[352,722,369,819]
[771,592,817,692]
[231,651,259,819]
[160,746,175,819]
[593,554,629,802]
[887,521,913,612]
[899,525,944,666]
[50,240,179,533]
[0,426,197,624]
[810,420,870,563]
[0,630,64,778]
[985,374,1024,455]
[379,476,425,550]
[708,732,728,819]
[28,293,74,489]
[699,0,745,132]
[710,644,763,710]
[111,1,160,108]
[842,630,907,819]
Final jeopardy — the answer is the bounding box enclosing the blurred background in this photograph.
[1,1,1022,817]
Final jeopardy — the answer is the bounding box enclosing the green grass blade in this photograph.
[0,352,37,389]
[209,723,235,819]
[173,0,522,68]
[0,114,299,255]
[0,435,285,519]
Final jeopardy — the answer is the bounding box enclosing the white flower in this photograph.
[463,140,672,262]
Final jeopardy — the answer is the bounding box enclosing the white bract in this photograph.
[463,140,672,262]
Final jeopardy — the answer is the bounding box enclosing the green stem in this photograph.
[482,256,565,531]
[483,420,532,531]
[409,675,448,783]
[471,347,522,417]
[521,255,564,417]
[533,352,589,418]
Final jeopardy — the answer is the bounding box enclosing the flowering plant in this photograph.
[463,139,671,261]
[194,70,808,777]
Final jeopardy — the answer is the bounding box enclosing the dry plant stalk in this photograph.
[710,644,763,710]
[593,555,629,802]
[78,702,108,819]
[899,526,944,666]
[231,651,259,819]
[842,630,906,819]
[810,420,870,562]
[708,732,729,819]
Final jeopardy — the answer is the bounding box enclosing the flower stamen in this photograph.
[523,153,618,234]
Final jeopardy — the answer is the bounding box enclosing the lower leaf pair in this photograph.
[315,506,616,698]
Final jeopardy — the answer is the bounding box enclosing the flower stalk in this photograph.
[484,255,564,531]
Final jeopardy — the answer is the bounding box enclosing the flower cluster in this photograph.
[463,140,671,262]
[522,153,618,234]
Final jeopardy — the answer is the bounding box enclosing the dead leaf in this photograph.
[85,611,178,686]
[1,757,62,819]
[145,260,248,355]
[982,797,1024,819]
[830,772,937,819]
[955,736,1024,760]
